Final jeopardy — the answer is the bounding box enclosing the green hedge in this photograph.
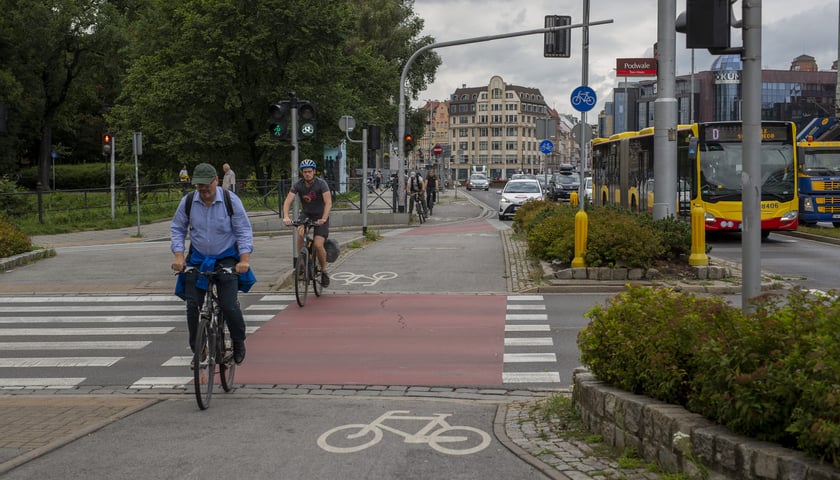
[0,213,32,257]
[578,285,840,467]
[513,201,691,268]
[16,162,137,190]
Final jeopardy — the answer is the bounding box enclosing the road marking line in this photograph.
[0,295,182,303]
[0,327,174,336]
[130,377,191,388]
[507,295,544,301]
[503,372,562,383]
[505,324,550,332]
[0,357,122,367]
[245,305,288,312]
[0,341,150,350]
[0,378,86,388]
[0,305,183,313]
[259,295,298,302]
[504,337,554,347]
[505,313,548,321]
[504,353,557,363]
[506,304,546,311]
[0,316,184,324]
[162,356,192,367]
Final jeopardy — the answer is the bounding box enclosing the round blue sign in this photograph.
[570,86,597,112]
[539,140,554,154]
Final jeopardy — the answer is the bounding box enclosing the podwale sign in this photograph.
[616,58,658,76]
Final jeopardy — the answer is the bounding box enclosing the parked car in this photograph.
[467,173,489,191]
[583,176,593,204]
[497,179,544,220]
[548,172,580,201]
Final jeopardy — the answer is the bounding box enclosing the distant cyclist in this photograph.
[170,162,256,365]
[282,159,333,287]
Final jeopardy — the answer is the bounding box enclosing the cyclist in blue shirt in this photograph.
[282,158,333,287]
[170,162,255,365]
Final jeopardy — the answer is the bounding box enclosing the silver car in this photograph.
[467,173,490,191]
[497,179,544,220]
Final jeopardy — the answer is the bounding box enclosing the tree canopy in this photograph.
[0,0,440,186]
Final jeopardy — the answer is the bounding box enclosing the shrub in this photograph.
[584,207,666,268]
[579,286,840,467]
[0,175,29,217]
[0,214,32,257]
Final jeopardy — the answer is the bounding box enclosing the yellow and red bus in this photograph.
[591,121,799,237]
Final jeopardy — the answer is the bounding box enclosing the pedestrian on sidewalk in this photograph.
[222,163,236,192]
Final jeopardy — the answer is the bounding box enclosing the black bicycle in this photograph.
[185,266,237,410]
[410,191,427,224]
[292,219,323,307]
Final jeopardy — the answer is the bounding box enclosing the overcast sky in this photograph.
[412,0,839,117]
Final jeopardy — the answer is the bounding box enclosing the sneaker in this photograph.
[233,341,246,364]
[320,272,330,288]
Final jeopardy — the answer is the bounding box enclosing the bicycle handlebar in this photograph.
[291,219,319,228]
[181,266,236,276]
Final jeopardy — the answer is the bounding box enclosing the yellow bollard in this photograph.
[569,191,579,207]
[688,203,709,266]
[571,209,588,268]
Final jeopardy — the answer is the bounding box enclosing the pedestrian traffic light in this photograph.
[102,132,112,156]
[268,101,290,141]
[297,101,317,141]
[544,15,571,58]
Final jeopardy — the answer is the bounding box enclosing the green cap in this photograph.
[191,163,217,185]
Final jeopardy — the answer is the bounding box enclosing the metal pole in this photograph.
[110,136,115,220]
[578,0,590,212]
[652,0,678,220]
[133,132,141,237]
[741,0,762,306]
[690,49,695,122]
[290,94,300,254]
[362,127,368,236]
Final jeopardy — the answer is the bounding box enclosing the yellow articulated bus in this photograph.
[591,121,799,237]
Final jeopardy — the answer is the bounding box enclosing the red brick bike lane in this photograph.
[235,294,507,386]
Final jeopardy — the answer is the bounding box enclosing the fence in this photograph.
[0,177,401,223]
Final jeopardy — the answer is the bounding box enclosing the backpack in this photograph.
[184,189,234,221]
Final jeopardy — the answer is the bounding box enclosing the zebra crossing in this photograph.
[0,294,292,390]
[502,295,562,384]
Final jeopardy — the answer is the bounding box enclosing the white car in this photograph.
[467,173,490,191]
[497,179,544,220]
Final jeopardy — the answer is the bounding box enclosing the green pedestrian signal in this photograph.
[268,101,290,141]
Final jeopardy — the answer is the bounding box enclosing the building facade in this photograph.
[599,54,838,137]
[446,75,560,181]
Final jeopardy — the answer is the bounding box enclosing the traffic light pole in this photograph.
[396,18,613,209]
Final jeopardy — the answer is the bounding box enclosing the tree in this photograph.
[0,0,125,188]
[109,0,440,182]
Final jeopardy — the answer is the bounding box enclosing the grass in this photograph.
[797,224,840,239]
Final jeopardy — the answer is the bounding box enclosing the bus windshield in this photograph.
[700,142,795,201]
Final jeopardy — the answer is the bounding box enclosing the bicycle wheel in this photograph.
[193,315,215,410]
[312,252,322,297]
[418,197,427,223]
[218,320,236,392]
[294,248,309,307]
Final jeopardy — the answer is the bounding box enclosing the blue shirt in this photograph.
[170,187,254,256]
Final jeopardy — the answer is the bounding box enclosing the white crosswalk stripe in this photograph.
[0,294,289,390]
[504,295,560,385]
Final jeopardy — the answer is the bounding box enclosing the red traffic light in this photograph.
[103,133,112,144]
[404,133,414,143]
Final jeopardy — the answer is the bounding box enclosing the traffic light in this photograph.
[102,132,112,157]
[268,101,290,141]
[679,0,731,51]
[297,101,317,141]
[544,15,571,58]
[403,128,415,155]
[367,124,381,150]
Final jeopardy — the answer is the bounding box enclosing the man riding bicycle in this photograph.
[282,159,333,287]
[170,162,255,365]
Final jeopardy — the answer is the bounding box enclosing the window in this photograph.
[459,128,469,137]
[492,127,503,136]
[479,141,488,151]
[478,127,488,136]
[506,141,518,150]
[506,127,518,136]
[492,141,502,151]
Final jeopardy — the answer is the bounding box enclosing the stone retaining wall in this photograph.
[550,265,731,281]
[572,368,840,480]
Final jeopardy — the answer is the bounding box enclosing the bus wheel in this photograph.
[833,222,840,228]
[761,230,770,240]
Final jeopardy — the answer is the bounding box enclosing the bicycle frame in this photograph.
[349,410,461,443]
[292,219,322,306]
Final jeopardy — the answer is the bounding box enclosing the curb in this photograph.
[0,248,56,273]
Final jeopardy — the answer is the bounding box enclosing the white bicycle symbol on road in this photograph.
[571,90,596,107]
[317,410,491,455]
[331,271,397,287]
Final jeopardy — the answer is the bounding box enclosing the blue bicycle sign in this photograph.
[570,86,597,112]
